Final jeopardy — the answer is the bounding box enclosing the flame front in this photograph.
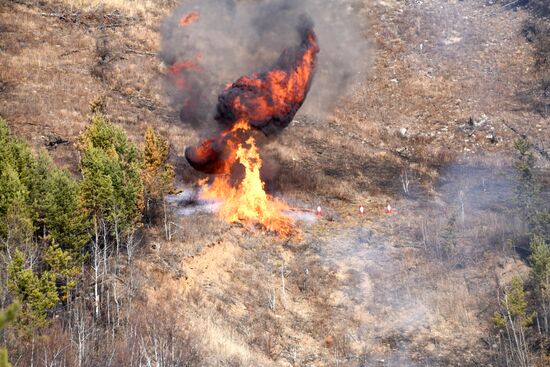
[200,130,294,236]
[182,24,319,236]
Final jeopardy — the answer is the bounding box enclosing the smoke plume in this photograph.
[160,0,369,131]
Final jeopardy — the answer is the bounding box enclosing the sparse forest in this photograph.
[0,105,198,366]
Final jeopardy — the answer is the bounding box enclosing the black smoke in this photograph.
[160,0,370,132]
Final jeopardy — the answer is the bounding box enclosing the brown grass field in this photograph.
[1,0,550,365]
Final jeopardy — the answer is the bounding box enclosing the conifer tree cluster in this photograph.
[513,138,550,336]
[0,108,174,364]
[0,118,88,337]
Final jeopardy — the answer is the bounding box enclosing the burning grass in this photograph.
[200,135,295,236]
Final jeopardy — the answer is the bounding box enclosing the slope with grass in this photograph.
[1,0,549,366]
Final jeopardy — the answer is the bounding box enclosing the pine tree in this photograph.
[493,276,534,367]
[43,241,81,301]
[143,126,173,200]
[0,119,37,196]
[33,153,91,258]
[514,138,536,216]
[142,127,174,236]
[0,164,33,246]
[0,119,88,337]
[78,112,144,238]
[0,302,19,367]
[0,119,35,245]
[440,211,458,260]
[7,249,58,336]
[514,138,550,240]
[529,235,550,334]
[77,111,144,320]
[79,146,116,221]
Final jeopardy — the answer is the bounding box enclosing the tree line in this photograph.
[492,138,550,367]
[0,100,177,366]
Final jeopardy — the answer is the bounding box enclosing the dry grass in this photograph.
[54,0,172,16]
[2,0,550,365]
[0,1,177,170]
[336,0,546,161]
[156,187,520,365]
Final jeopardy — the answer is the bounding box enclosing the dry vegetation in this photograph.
[1,0,550,366]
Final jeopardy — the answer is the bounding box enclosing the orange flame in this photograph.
[169,56,202,90]
[226,31,319,126]
[188,28,319,236]
[179,11,200,27]
[200,127,293,236]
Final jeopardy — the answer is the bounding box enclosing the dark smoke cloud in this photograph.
[160,0,370,132]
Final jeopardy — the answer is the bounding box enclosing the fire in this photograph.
[200,130,294,236]
[227,33,317,124]
[216,30,319,134]
[183,24,319,236]
[179,11,200,27]
[169,58,201,91]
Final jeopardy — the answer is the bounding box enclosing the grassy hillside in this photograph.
[0,0,549,366]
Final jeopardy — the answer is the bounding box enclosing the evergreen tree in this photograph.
[440,211,458,260]
[0,119,89,336]
[493,276,534,367]
[0,119,35,245]
[77,111,144,320]
[0,164,33,246]
[78,112,144,238]
[514,138,536,215]
[33,153,90,257]
[143,126,173,199]
[79,145,116,223]
[142,127,174,233]
[43,241,81,301]
[529,235,550,334]
[0,119,37,198]
[0,302,19,367]
[7,249,58,336]
[514,138,550,240]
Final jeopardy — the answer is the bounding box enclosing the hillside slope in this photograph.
[1,0,549,366]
